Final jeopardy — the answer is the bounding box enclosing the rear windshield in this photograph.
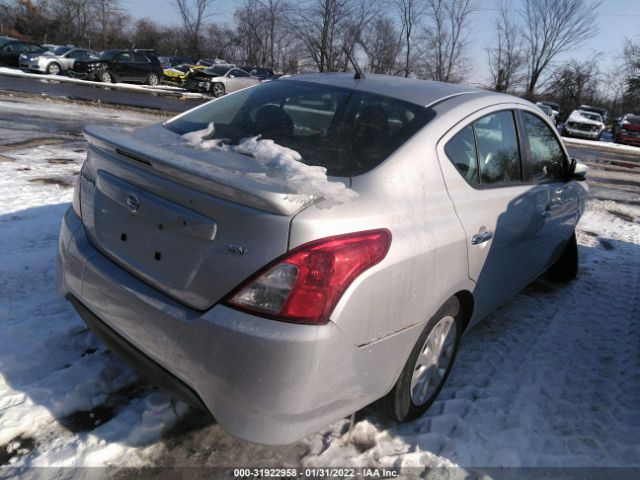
[625,115,640,124]
[164,80,433,176]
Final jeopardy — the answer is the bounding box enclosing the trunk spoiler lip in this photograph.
[83,124,352,216]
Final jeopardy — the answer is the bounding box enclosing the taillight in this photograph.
[72,162,84,219]
[225,229,392,324]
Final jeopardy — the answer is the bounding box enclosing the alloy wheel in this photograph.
[410,315,457,405]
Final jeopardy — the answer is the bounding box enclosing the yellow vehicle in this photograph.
[163,64,206,86]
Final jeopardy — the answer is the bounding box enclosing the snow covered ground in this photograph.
[563,135,640,154]
[0,94,639,475]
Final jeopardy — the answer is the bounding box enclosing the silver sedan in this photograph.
[185,65,261,96]
[58,73,588,445]
[19,46,94,75]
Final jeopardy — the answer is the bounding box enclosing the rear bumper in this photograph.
[57,207,415,445]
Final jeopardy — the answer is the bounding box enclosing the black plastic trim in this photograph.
[67,295,209,413]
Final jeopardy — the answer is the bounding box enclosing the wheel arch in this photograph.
[454,289,474,334]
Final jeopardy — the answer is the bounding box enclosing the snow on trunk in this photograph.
[181,123,358,208]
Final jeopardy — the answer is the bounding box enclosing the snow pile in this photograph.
[181,123,358,208]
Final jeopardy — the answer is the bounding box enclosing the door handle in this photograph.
[471,231,494,245]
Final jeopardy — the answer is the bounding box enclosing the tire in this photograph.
[100,71,114,83]
[548,233,578,282]
[383,297,462,422]
[147,72,160,86]
[46,62,61,75]
[212,82,225,97]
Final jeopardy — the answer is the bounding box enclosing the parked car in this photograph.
[578,104,609,124]
[162,63,207,86]
[69,49,164,85]
[537,100,561,124]
[19,46,95,75]
[536,102,558,125]
[239,65,277,81]
[0,37,46,67]
[614,113,640,146]
[184,65,260,96]
[58,73,588,445]
[563,109,605,140]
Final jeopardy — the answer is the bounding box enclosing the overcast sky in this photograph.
[122,0,640,85]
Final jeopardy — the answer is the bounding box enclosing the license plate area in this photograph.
[92,170,218,292]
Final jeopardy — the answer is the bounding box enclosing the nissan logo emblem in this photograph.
[126,193,140,213]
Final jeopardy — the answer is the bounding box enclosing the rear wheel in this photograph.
[147,72,160,86]
[100,71,114,83]
[548,233,578,282]
[46,62,61,75]
[383,297,462,422]
[212,82,225,97]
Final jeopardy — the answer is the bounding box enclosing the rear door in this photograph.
[438,109,542,320]
[131,52,152,81]
[112,52,134,80]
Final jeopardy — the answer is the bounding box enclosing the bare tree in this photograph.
[359,17,402,74]
[396,0,424,77]
[620,37,640,113]
[521,0,600,98]
[544,58,600,114]
[487,0,524,92]
[421,0,477,83]
[173,0,214,57]
[288,0,366,72]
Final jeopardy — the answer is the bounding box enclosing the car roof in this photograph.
[281,72,494,107]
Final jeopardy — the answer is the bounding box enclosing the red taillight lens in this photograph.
[225,229,392,324]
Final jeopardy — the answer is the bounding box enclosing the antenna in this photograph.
[343,47,365,80]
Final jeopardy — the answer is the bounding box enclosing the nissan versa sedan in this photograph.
[58,73,588,445]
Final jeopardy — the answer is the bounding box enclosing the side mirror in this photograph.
[568,158,588,181]
[229,74,235,78]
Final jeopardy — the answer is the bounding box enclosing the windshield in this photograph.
[205,66,230,76]
[580,111,602,122]
[52,47,71,55]
[165,80,433,176]
[625,115,640,125]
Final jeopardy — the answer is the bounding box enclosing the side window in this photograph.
[445,125,479,184]
[13,42,30,53]
[235,69,251,78]
[133,52,149,63]
[522,112,566,182]
[115,53,132,63]
[474,111,521,184]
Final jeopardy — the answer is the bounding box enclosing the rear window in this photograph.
[165,80,433,176]
[626,115,640,124]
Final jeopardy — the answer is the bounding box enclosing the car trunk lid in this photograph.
[79,124,320,310]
